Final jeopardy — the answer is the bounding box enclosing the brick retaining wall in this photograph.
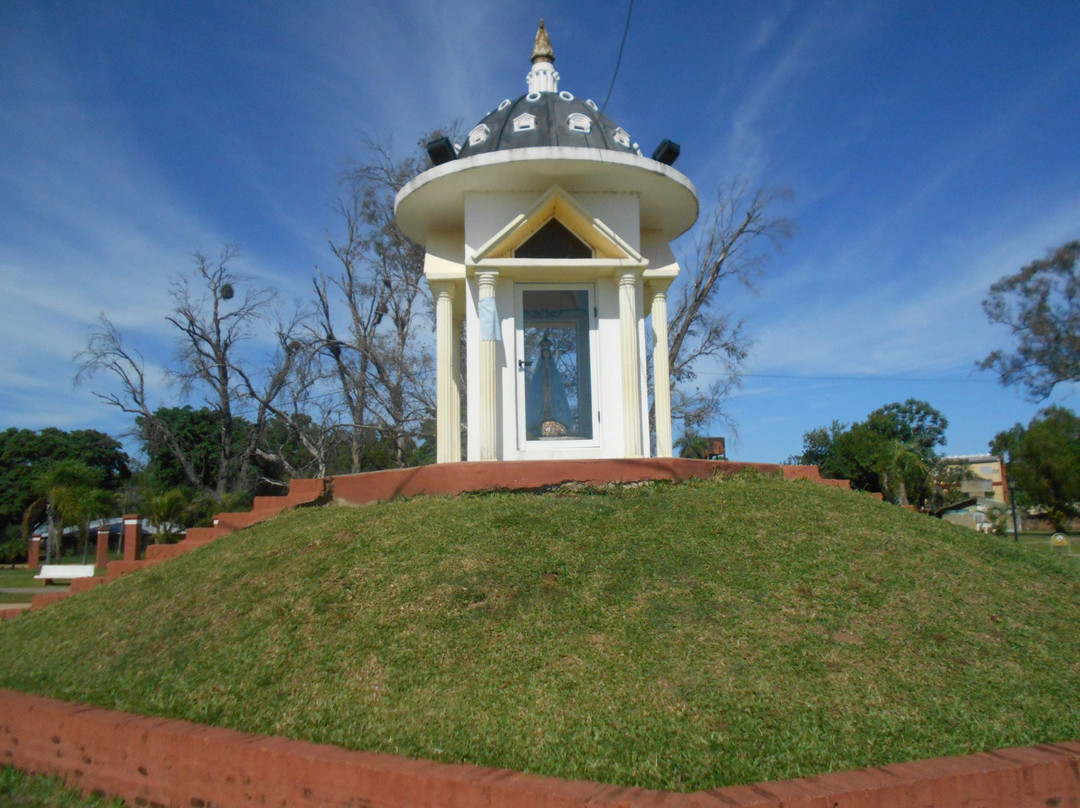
[2,689,1077,807]
[329,458,850,506]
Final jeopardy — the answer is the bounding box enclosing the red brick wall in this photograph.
[329,458,845,505]
[122,515,141,562]
[2,689,1077,808]
[95,527,109,570]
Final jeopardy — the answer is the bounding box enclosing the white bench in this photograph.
[34,564,96,585]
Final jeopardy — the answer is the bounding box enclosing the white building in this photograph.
[395,21,698,462]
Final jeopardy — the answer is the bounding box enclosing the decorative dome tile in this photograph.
[454,19,641,160]
[456,93,640,158]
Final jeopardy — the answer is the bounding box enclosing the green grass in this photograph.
[0,472,1077,791]
[0,567,85,606]
[0,767,124,807]
[1016,531,1079,556]
[0,569,48,588]
[0,569,67,606]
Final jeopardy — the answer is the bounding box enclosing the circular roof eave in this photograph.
[395,147,699,244]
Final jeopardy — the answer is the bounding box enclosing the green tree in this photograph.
[990,406,1080,531]
[817,424,890,493]
[24,460,112,563]
[929,458,975,510]
[136,406,250,492]
[794,400,946,507]
[0,427,129,553]
[795,420,846,468]
[865,399,948,457]
[980,239,1080,399]
[0,535,24,567]
[877,439,929,506]
[141,488,190,544]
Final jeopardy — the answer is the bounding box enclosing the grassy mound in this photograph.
[0,472,1077,791]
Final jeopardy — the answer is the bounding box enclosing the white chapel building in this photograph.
[395,21,699,463]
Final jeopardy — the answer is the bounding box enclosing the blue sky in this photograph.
[2,0,1078,464]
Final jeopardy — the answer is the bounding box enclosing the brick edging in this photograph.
[1,689,1077,807]
[328,458,850,506]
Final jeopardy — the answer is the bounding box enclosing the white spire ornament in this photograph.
[526,19,559,94]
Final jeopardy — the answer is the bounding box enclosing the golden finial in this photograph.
[531,18,555,64]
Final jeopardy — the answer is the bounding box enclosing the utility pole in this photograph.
[1008,475,1020,543]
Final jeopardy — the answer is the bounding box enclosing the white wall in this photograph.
[461,187,651,461]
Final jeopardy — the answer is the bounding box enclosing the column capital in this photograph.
[646,277,674,296]
[430,279,456,299]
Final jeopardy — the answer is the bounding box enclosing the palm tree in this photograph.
[675,431,712,459]
[22,460,108,563]
[74,488,117,562]
[143,488,190,544]
[877,439,929,506]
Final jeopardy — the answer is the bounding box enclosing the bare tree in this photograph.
[235,313,343,481]
[312,141,436,469]
[77,316,208,490]
[164,247,280,496]
[78,248,295,499]
[662,183,794,431]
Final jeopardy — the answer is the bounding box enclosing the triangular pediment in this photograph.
[470,186,644,264]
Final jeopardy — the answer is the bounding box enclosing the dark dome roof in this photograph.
[456,91,640,159]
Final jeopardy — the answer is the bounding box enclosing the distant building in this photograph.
[942,454,1010,504]
[704,437,726,460]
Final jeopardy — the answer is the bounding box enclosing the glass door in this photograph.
[516,286,597,449]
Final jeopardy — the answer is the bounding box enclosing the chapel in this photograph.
[395,20,699,462]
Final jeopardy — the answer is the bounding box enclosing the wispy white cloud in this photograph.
[696,2,886,186]
[0,9,251,434]
[745,188,1080,378]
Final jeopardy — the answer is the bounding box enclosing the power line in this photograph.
[599,0,634,116]
[741,372,999,384]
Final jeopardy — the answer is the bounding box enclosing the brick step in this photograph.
[182,525,231,544]
[213,509,277,531]
[284,477,329,501]
[251,493,293,511]
[30,591,72,610]
[178,537,220,550]
[144,544,190,561]
[69,577,104,594]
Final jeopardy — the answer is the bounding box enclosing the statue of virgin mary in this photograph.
[526,337,575,438]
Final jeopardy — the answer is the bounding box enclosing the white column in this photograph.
[433,282,460,463]
[618,269,643,457]
[649,281,674,458]
[477,271,499,461]
[452,309,464,460]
